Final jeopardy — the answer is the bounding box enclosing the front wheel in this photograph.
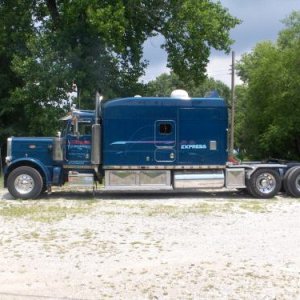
[7,166,43,199]
[247,168,281,198]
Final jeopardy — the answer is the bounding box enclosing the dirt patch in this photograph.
[0,188,299,299]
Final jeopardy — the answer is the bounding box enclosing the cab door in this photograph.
[65,120,92,166]
[154,120,176,163]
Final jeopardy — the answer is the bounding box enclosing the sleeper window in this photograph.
[159,123,172,135]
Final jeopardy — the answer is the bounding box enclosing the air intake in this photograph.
[170,89,190,99]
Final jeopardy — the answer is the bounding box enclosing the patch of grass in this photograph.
[0,197,275,224]
[138,199,277,217]
[141,202,235,217]
[239,201,270,213]
[0,201,96,222]
[130,241,145,246]
[69,239,116,254]
[80,228,95,240]
[94,199,274,218]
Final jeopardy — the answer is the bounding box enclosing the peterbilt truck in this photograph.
[3,90,300,199]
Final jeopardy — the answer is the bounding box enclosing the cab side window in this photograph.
[78,122,92,135]
[68,121,91,136]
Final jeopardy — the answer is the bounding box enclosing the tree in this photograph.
[146,72,230,101]
[0,0,34,141]
[236,11,300,160]
[0,0,239,143]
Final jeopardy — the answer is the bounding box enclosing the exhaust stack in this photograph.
[95,90,102,124]
[91,90,102,165]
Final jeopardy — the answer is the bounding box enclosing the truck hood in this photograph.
[9,137,54,166]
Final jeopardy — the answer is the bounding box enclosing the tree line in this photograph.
[235,11,300,160]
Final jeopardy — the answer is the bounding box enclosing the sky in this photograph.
[141,0,300,86]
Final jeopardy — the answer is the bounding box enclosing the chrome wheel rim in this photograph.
[14,174,35,195]
[256,173,276,194]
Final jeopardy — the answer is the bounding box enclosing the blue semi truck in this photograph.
[3,90,300,199]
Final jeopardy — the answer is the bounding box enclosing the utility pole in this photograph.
[229,51,235,156]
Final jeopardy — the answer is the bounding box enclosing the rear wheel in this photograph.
[246,183,256,197]
[283,168,295,196]
[247,168,281,198]
[7,166,43,199]
[245,176,256,197]
[284,167,300,197]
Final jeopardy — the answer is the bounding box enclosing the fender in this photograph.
[4,158,52,188]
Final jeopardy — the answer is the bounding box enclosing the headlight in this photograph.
[5,137,12,164]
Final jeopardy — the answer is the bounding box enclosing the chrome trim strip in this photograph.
[104,186,173,191]
[103,165,226,170]
[63,165,95,169]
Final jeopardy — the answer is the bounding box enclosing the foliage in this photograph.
[146,72,230,101]
[0,0,238,146]
[0,0,34,141]
[158,0,239,82]
[235,11,300,160]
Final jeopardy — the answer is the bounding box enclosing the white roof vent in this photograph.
[170,89,190,99]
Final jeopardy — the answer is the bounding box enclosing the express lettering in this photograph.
[181,144,207,150]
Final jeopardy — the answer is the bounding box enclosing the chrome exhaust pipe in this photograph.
[91,90,102,165]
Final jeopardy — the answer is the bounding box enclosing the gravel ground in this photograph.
[0,188,299,300]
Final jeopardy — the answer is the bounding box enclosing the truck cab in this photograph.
[4,90,300,199]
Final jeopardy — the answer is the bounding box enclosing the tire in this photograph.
[245,174,256,197]
[247,168,281,199]
[245,181,256,197]
[285,167,300,197]
[7,166,43,199]
[283,167,295,196]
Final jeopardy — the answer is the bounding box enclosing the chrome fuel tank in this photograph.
[173,170,225,189]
